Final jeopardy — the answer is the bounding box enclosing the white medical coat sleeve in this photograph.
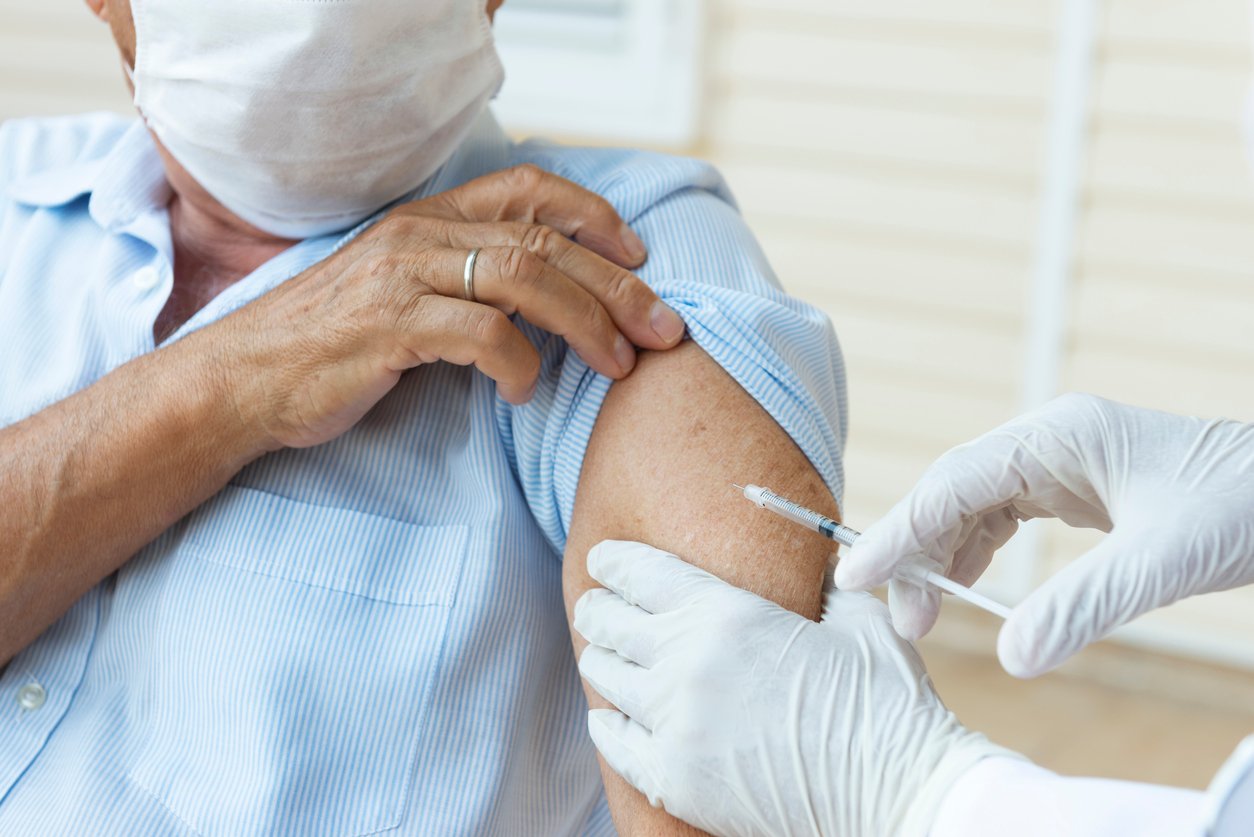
[930,756,1204,837]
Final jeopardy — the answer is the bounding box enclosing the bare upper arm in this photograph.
[563,340,840,834]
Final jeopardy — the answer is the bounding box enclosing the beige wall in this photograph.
[4,1,1254,667]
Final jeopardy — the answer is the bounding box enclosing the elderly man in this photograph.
[0,0,846,834]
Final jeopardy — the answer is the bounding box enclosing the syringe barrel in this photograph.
[744,485,860,547]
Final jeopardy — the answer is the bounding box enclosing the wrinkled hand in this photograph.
[574,540,1012,837]
[835,393,1254,677]
[204,164,686,449]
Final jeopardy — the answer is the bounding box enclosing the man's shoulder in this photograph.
[0,112,135,190]
[510,140,738,223]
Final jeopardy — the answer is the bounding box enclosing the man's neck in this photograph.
[148,126,297,289]
[155,194,294,344]
[168,193,293,285]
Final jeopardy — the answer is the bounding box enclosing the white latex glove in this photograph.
[573,540,1016,837]
[834,393,1254,678]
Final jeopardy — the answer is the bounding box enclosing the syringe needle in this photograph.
[735,482,1014,621]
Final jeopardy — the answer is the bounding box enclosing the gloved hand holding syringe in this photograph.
[733,483,1012,620]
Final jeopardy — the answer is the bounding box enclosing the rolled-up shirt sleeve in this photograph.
[496,150,848,556]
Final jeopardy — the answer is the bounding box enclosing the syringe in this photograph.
[734,483,1013,620]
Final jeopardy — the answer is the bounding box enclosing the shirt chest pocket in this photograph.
[126,485,470,836]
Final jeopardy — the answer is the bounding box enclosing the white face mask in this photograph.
[130,0,504,238]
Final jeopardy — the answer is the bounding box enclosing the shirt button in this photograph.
[17,682,45,711]
[132,267,161,290]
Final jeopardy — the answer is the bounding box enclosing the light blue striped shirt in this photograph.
[0,110,847,835]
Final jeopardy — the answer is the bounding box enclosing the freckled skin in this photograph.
[565,341,838,835]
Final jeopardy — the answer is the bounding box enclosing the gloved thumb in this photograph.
[997,531,1163,678]
[820,587,891,624]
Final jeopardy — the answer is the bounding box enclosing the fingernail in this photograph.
[619,224,646,264]
[650,301,685,344]
[614,334,636,374]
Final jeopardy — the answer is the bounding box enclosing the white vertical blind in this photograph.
[1002,0,1099,605]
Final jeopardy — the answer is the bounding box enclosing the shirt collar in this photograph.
[6,108,512,236]
[5,158,103,209]
[88,122,173,232]
[7,120,172,234]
